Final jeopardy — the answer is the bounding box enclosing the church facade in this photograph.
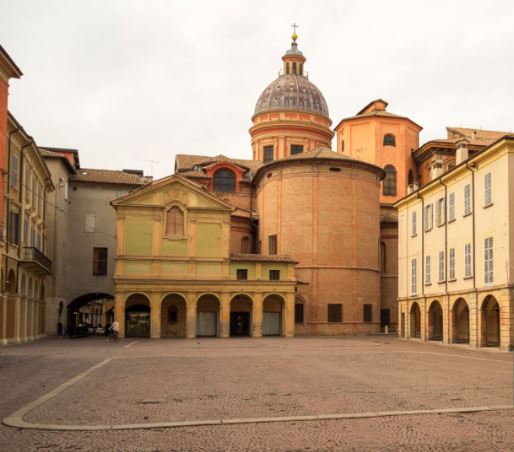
[112,33,417,338]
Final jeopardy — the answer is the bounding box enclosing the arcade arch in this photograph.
[481,295,500,347]
[452,298,469,343]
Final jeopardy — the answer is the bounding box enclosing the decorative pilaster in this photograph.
[284,293,295,337]
[220,292,230,338]
[252,293,263,338]
[114,293,125,338]
[186,293,197,338]
[150,293,161,339]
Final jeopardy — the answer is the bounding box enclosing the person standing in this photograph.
[110,320,120,343]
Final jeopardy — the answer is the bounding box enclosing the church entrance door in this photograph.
[230,312,250,336]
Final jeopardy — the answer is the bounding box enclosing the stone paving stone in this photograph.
[0,336,513,450]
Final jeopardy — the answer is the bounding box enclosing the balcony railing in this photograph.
[22,247,53,273]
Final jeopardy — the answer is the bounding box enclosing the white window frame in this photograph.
[448,192,455,221]
[465,243,472,277]
[449,248,455,280]
[411,258,417,295]
[425,255,431,284]
[464,184,471,215]
[411,211,417,236]
[436,197,446,226]
[438,251,445,282]
[485,237,494,285]
[424,204,433,231]
[484,172,492,206]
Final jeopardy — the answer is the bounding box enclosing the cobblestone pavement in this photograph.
[0,336,513,451]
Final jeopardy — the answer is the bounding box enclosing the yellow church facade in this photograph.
[112,176,297,338]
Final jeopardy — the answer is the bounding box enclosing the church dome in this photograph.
[254,74,330,118]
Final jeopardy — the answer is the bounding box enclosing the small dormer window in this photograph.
[383,134,396,147]
[291,144,303,155]
[213,169,236,192]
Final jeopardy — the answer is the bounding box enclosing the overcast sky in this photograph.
[1,0,513,179]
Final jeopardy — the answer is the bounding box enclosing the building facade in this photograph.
[396,136,514,350]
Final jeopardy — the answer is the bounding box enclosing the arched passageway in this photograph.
[452,298,469,343]
[230,295,252,337]
[410,303,421,338]
[196,294,219,337]
[263,294,284,336]
[67,292,114,330]
[125,293,151,338]
[428,301,443,341]
[161,294,186,338]
[481,296,500,347]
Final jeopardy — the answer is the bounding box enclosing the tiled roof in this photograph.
[176,154,263,174]
[71,168,148,185]
[231,208,257,219]
[282,147,358,162]
[230,253,296,263]
[446,127,513,146]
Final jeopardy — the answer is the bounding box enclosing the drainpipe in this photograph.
[416,191,425,297]
[19,142,32,260]
[438,178,449,342]
[5,127,20,255]
[465,161,478,345]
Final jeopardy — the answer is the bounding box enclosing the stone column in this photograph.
[150,293,161,339]
[26,299,33,341]
[284,293,295,337]
[220,292,230,338]
[443,295,450,344]
[186,293,197,339]
[252,293,263,338]
[469,291,479,348]
[114,293,125,338]
[420,298,427,342]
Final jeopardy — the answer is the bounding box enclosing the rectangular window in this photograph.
[448,192,455,221]
[268,234,277,255]
[484,172,492,206]
[465,243,472,277]
[438,251,445,282]
[31,226,35,247]
[295,303,304,323]
[269,270,280,280]
[411,258,417,295]
[236,269,248,280]
[436,197,445,226]
[449,247,455,280]
[327,304,342,322]
[290,144,304,155]
[425,255,431,284]
[85,213,96,232]
[485,237,494,284]
[9,210,20,245]
[93,247,108,276]
[36,183,41,213]
[424,204,433,231]
[10,154,19,188]
[411,211,417,236]
[363,304,373,322]
[263,145,274,163]
[23,218,29,243]
[464,184,471,215]
[25,166,31,200]
[31,175,36,207]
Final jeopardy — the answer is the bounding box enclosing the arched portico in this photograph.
[196,294,220,337]
[263,294,284,336]
[161,293,187,338]
[125,293,151,338]
[452,298,469,344]
[428,300,443,341]
[481,295,500,347]
[410,302,421,338]
[230,294,252,337]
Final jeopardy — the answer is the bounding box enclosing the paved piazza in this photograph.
[0,336,513,451]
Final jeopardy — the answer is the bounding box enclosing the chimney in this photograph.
[455,140,469,165]
[431,160,445,180]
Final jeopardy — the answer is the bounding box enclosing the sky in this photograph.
[1,0,513,179]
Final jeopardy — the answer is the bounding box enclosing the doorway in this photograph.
[230,312,250,336]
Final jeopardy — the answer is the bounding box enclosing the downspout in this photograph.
[18,142,32,260]
[416,191,425,297]
[438,178,449,342]
[465,161,478,344]
[5,127,20,255]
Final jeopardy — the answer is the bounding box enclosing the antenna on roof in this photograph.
[141,159,160,177]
